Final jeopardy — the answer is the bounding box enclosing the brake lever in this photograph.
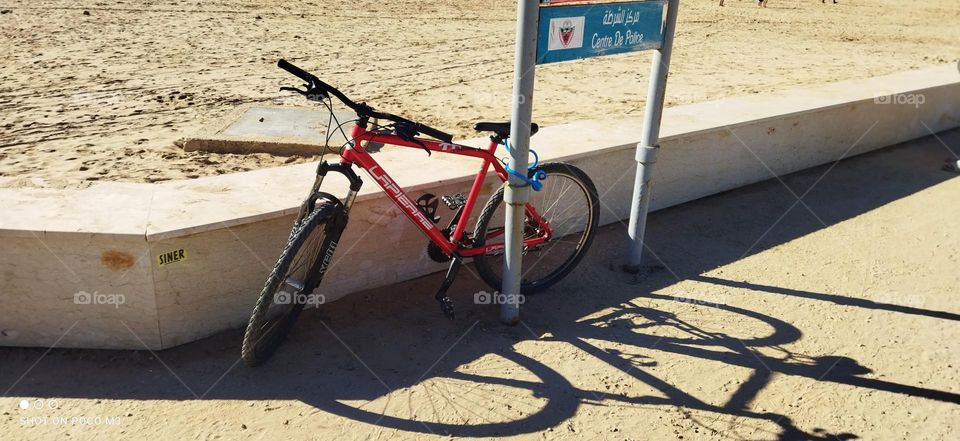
[280,86,307,94]
[413,138,431,156]
[280,85,328,102]
[395,121,431,156]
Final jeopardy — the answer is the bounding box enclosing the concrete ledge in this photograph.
[1,65,958,349]
[180,105,354,156]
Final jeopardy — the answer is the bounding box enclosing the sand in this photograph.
[1,129,958,440]
[0,0,958,183]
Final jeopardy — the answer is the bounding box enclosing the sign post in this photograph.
[502,0,677,322]
[501,0,541,325]
[623,0,679,273]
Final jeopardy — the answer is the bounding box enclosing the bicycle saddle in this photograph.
[473,121,539,138]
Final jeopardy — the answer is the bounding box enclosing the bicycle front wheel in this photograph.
[473,162,599,294]
[242,199,344,367]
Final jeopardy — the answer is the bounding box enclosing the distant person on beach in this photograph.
[718,0,837,5]
[720,0,838,5]
[720,0,837,8]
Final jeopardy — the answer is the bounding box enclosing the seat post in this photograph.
[488,136,503,153]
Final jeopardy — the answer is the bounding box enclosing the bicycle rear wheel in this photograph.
[472,162,599,294]
[242,198,344,367]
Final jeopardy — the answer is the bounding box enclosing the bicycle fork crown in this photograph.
[315,161,364,209]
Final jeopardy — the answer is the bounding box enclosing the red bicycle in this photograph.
[242,60,599,366]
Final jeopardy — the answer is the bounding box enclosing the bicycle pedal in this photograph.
[437,296,455,319]
[441,193,466,210]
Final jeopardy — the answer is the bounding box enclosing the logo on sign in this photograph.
[559,20,575,47]
[548,16,584,51]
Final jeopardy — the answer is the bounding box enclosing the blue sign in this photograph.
[536,1,665,65]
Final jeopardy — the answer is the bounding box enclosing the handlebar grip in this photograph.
[416,124,453,143]
[278,59,316,84]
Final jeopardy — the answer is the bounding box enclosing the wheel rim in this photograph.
[478,171,593,288]
[252,219,330,354]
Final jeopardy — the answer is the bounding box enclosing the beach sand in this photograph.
[0,0,957,183]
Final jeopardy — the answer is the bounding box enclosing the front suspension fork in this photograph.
[296,161,364,224]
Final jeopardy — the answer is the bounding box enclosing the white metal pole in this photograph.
[501,0,540,324]
[623,0,680,273]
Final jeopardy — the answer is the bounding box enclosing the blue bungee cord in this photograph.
[502,138,547,191]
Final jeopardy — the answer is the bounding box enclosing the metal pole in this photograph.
[623,0,680,273]
[501,0,540,324]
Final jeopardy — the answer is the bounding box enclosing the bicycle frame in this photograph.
[325,120,553,258]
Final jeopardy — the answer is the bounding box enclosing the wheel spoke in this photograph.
[242,202,343,366]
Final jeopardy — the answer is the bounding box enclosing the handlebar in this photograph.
[277,59,454,143]
[277,59,315,84]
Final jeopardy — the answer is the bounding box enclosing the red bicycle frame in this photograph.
[338,122,552,258]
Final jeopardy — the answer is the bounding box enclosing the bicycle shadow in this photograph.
[2,130,958,439]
